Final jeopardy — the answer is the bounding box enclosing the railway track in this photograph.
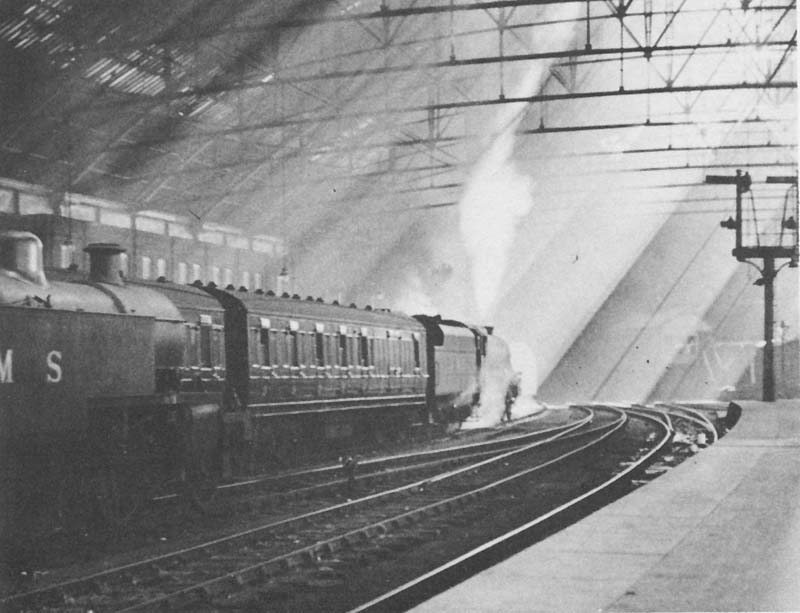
[352,407,672,612]
[3,409,585,585]
[611,403,719,486]
[178,407,594,510]
[654,402,721,443]
[3,407,630,611]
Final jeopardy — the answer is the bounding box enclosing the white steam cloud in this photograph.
[463,334,515,428]
[459,127,534,318]
[392,270,438,316]
[464,336,543,429]
[508,340,538,395]
[458,8,579,320]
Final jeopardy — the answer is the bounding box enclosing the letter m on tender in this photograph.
[0,349,12,383]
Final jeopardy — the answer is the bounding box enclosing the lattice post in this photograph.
[707,170,798,402]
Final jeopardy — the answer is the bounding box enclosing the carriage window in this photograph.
[271,330,282,366]
[315,332,325,366]
[282,331,291,366]
[297,331,309,366]
[326,334,338,366]
[412,335,421,368]
[288,331,299,367]
[388,338,399,372]
[185,324,198,366]
[249,328,259,364]
[213,326,224,366]
[260,329,270,365]
[305,332,314,366]
[349,337,358,367]
[199,323,212,367]
[358,335,369,366]
[376,336,387,373]
[338,333,348,366]
[400,339,410,371]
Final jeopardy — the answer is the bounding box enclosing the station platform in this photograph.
[412,400,800,612]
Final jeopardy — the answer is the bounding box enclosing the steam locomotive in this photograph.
[0,230,518,537]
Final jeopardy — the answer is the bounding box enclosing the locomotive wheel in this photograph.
[92,467,145,528]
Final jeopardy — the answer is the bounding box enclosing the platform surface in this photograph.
[412,400,800,612]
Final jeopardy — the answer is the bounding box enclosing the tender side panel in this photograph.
[0,306,155,443]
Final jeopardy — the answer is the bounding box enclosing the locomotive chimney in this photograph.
[485,326,494,335]
[84,243,126,285]
[0,231,47,286]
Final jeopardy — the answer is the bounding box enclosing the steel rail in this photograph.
[623,403,674,432]
[656,402,720,444]
[632,403,716,442]
[349,408,670,612]
[152,409,593,501]
[119,410,626,611]
[234,406,592,485]
[1,410,594,610]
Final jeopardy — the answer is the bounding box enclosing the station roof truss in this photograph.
[0,0,796,253]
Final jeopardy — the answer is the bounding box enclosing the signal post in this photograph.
[706,171,798,402]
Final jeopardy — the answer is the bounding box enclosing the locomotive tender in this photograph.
[0,230,517,537]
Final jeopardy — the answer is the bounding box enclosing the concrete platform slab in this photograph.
[412,400,800,613]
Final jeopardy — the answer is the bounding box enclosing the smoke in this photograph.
[463,335,542,428]
[506,340,543,418]
[392,270,438,316]
[463,334,514,428]
[459,127,534,319]
[507,340,538,394]
[458,7,580,320]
